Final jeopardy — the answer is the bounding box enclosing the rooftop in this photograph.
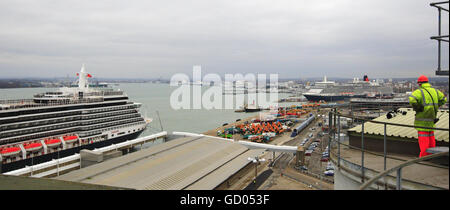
[333,145,449,189]
[348,108,449,142]
[56,136,264,190]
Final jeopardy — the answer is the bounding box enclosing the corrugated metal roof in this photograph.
[348,108,449,142]
[185,149,264,190]
[57,136,263,190]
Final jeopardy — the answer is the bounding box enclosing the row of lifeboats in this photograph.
[0,135,79,157]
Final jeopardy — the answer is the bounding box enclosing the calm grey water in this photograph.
[0,83,299,138]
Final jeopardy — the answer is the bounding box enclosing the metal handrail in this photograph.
[430,1,449,75]
[430,1,449,11]
[331,110,449,131]
[360,151,449,190]
[330,137,449,169]
[327,108,449,190]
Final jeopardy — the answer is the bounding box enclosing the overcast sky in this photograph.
[0,0,448,79]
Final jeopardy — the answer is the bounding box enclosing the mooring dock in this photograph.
[56,135,265,190]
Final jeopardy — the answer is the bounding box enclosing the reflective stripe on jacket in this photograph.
[408,83,447,131]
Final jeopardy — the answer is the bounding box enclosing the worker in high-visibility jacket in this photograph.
[409,75,447,157]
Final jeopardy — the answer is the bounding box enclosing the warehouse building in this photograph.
[55,135,265,190]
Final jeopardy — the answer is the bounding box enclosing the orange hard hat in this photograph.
[417,75,428,83]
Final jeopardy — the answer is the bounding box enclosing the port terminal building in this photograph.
[349,98,411,111]
[55,134,266,190]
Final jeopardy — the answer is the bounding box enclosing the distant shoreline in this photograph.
[0,81,168,89]
[0,77,448,89]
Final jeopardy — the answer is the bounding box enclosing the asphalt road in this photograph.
[243,169,274,190]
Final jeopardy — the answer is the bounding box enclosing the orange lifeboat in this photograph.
[63,135,78,144]
[0,147,22,157]
[45,139,61,148]
[24,142,43,152]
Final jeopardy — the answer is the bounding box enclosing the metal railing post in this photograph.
[438,8,441,71]
[31,157,34,176]
[378,103,381,117]
[361,121,365,183]
[328,111,333,155]
[350,104,354,125]
[384,123,387,190]
[330,109,335,154]
[57,159,60,176]
[337,115,341,167]
[396,168,402,190]
[330,109,450,190]
[383,123,387,171]
[360,151,449,190]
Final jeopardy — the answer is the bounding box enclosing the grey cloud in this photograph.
[0,0,447,79]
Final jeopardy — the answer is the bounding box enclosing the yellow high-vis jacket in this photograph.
[409,83,447,131]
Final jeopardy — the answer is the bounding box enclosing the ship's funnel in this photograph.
[363,75,369,82]
[78,63,89,90]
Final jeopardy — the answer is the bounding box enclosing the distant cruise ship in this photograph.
[302,75,394,102]
[0,65,150,173]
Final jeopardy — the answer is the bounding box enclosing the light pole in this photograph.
[248,156,266,184]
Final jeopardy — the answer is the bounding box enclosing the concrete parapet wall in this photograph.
[80,149,103,168]
[348,134,449,156]
[330,151,447,190]
[0,174,130,190]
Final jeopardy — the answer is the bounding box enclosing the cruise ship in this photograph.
[302,75,394,102]
[0,65,149,173]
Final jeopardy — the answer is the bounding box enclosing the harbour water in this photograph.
[0,83,297,138]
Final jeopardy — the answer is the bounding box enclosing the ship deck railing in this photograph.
[0,132,79,149]
[0,118,145,145]
[0,103,137,124]
[78,121,146,137]
[0,113,142,137]
[2,131,167,178]
[0,98,115,111]
[0,117,146,148]
[103,91,124,96]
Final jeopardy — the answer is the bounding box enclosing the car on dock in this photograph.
[322,149,329,161]
[299,165,308,170]
[300,138,309,146]
[324,170,334,176]
[321,157,329,162]
[310,142,318,147]
[326,162,334,171]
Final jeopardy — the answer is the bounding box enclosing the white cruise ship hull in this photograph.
[0,65,150,173]
[1,123,146,173]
